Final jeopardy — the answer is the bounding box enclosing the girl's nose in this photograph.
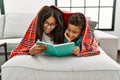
[47,25,51,29]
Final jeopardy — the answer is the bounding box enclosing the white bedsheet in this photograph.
[1,47,120,80]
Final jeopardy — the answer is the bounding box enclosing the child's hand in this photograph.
[64,30,71,42]
[29,44,47,56]
[72,46,80,56]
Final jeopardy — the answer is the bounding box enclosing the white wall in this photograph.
[106,0,120,50]
[3,0,120,49]
[4,0,55,14]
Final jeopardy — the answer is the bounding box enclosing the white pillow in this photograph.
[88,21,98,37]
[3,14,35,38]
[0,15,5,38]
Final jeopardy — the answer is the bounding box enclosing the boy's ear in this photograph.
[81,28,85,35]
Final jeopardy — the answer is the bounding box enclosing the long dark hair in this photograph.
[36,6,65,44]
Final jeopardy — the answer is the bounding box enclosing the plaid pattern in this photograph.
[10,18,37,58]
[10,5,100,58]
[80,20,100,56]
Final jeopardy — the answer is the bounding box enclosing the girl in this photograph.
[10,5,65,57]
[64,13,100,56]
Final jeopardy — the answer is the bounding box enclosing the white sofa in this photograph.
[0,14,35,53]
[0,14,118,61]
[94,30,119,61]
[1,14,120,80]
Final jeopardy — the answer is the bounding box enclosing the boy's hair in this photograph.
[68,13,86,29]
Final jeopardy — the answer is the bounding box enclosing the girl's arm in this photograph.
[29,44,47,56]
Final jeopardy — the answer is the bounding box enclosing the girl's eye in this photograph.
[44,21,56,27]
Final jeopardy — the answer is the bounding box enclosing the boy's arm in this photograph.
[72,46,81,56]
[64,30,71,42]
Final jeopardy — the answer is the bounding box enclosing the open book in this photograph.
[36,41,75,56]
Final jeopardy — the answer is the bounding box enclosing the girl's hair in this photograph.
[68,13,86,29]
[36,6,65,44]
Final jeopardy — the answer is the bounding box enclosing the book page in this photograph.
[36,41,57,55]
[55,42,75,56]
[36,41,75,56]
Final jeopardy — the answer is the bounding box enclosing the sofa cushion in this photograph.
[88,21,98,37]
[2,47,120,80]
[3,14,35,38]
[0,38,22,52]
[0,15,5,38]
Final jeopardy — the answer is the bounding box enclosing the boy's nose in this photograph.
[69,32,73,36]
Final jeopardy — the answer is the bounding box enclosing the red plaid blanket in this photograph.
[10,5,100,58]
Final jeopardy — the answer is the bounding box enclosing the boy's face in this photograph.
[65,23,82,41]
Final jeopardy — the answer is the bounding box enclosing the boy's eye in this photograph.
[67,29,71,32]
[73,31,77,34]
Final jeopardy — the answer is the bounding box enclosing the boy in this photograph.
[64,13,100,57]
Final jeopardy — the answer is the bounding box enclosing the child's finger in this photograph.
[72,46,80,55]
[64,32,71,42]
[39,45,47,50]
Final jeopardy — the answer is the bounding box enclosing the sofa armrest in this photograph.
[94,30,119,61]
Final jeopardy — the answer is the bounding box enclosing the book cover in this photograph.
[36,41,75,56]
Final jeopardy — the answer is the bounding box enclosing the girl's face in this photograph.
[65,23,82,41]
[43,16,56,35]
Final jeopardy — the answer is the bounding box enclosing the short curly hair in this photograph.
[68,13,86,29]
